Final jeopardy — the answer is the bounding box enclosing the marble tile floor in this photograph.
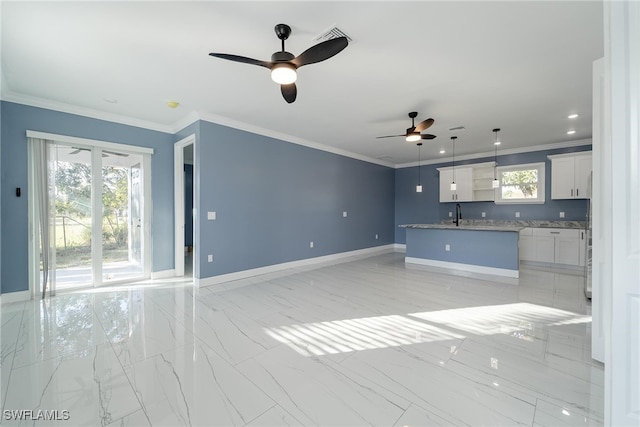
[0,252,603,426]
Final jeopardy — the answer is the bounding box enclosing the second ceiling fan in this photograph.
[377,112,436,142]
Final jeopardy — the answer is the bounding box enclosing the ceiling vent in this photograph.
[313,25,353,43]
[449,126,466,132]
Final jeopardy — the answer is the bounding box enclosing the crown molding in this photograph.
[195,110,396,168]
[0,92,590,170]
[395,138,592,169]
[0,90,176,134]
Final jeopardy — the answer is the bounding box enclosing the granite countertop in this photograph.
[399,219,586,231]
[400,223,525,232]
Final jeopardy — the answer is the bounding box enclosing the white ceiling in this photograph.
[1,1,603,166]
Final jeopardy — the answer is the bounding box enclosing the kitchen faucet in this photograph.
[454,203,462,226]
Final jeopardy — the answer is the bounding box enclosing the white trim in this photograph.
[4,91,174,133]
[396,138,592,168]
[196,112,395,168]
[547,152,593,161]
[195,245,395,288]
[150,269,177,280]
[1,291,31,304]
[26,131,154,155]
[404,257,520,278]
[174,134,196,278]
[393,243,407,252]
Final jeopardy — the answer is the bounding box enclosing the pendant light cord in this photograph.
[452,137,456,182]
[418,143,421,185]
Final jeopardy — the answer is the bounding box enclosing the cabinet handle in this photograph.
[571,188,574,197]
[577,188,579,197]
[581,231,584,239]
[550,231,560,234]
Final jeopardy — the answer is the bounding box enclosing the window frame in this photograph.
[494,162,546,204]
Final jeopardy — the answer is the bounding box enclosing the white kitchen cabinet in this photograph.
[548,152,592,199]
[519,228,583,266]
[438,167,473,202]
[438,163,495,203]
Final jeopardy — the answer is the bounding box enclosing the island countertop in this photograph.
[399,223,525,232]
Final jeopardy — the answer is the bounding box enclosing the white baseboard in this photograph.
[196,244,395,288]
[1,290,31,304]
[151,269,176,280]
[394,243,406,252]
[405,257,519,278]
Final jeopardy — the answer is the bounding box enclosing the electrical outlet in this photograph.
[515,212,521,218]
[482,212,486,218]
[375,234,379,240]
[445,244,450,251]
[343,211,348,218]
[207,211,216,220]
[207,254,213,262]
[448,211,453,217]
[559,211,565,218]
[310,241,314,248]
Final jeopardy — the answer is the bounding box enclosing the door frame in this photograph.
[173,134,196,278]
[26,130,153,296]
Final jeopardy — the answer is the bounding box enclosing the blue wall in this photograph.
[193,120,396,279]
[0,102,175,294]
[395,145,592,244]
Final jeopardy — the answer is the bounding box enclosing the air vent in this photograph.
[376,155,393,162]
[313,25,352,43]
[449,126,466,132]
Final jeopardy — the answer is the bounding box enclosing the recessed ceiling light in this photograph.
[439,149,445,154]
[166,100,180,109]
[103,98,118,104]
[568,114,579,119]
[567,130,576,135]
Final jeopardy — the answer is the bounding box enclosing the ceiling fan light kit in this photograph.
[209,23,348,103]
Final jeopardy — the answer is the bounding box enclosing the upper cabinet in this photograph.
[548,152,592,199]
[438,162,495,203]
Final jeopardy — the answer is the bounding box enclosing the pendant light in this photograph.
[416,142,423,192]
[450,136,457,191]
[492,128,501,189]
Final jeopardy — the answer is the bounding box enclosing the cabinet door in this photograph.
[439,169,456,202]
[455,167,474,202]
[519,235,536,261]
[574,154,592,199]
[555,235,581,265]
[551,157,576,199]
[535,236,556,263]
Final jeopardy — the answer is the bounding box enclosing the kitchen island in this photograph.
[400,223,525,278]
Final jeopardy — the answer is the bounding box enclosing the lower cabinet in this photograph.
[519,228,585,266]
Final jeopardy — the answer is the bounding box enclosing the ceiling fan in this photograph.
[209,23,349,104]
[69,147,129,158]
[377,112,436,142]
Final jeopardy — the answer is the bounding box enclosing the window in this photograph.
[495,162,545,204]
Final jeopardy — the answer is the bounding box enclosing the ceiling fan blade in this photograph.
[420,134,437,140]
[208,53,272,69]
[375,134,405,139]
[292,37,348,68]
[69,149,81,155]
[281,83,297,103]
[414,118,434,132]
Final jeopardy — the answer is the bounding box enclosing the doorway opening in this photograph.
[174,134,196,280]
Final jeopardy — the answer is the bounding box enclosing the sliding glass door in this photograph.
[29,137,151,294]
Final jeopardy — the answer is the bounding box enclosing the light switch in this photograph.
[343,211,348,218]
[482,212,486,218]
[310,241,314,248]
[445,244,451,252]
[207,254,213,262]
[207,211,216,220]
